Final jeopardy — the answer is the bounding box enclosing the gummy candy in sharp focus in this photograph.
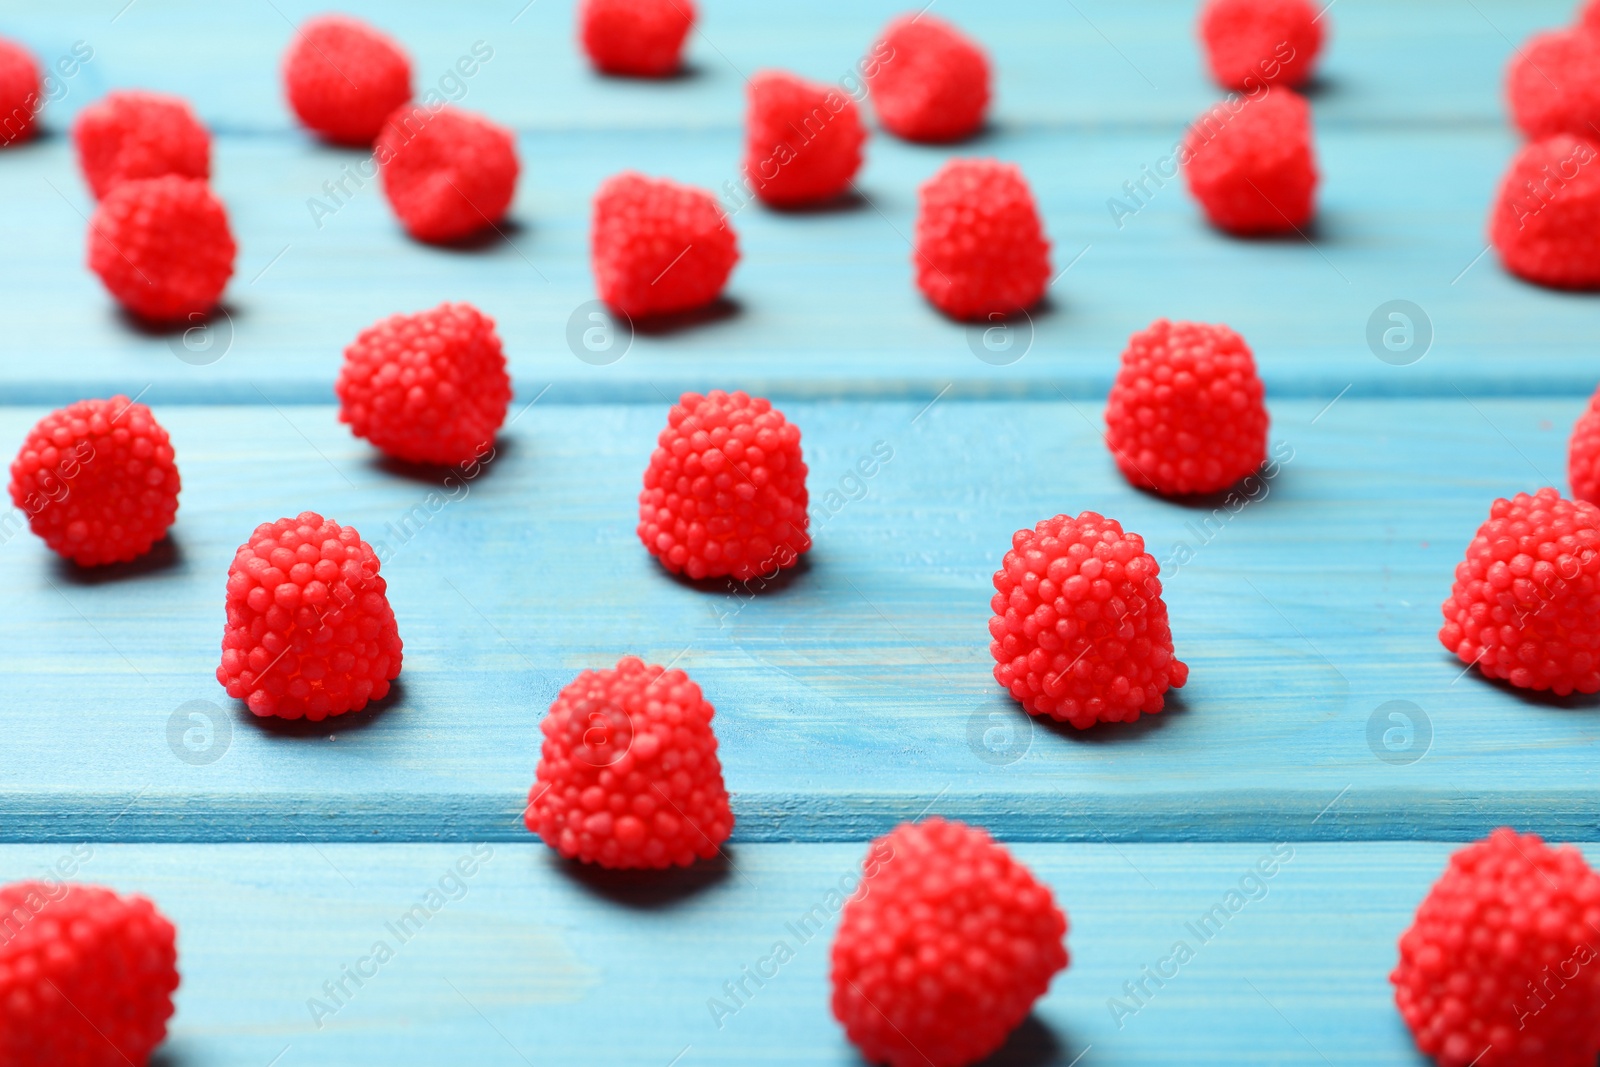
[1438,487,1600,696]
[525,656,733,869]
[217,512,404,720]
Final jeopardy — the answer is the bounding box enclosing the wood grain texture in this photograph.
[0,4,1592,406]
[0,2,1593,1063]
[0,840,1497,1066]
[1,399,1594,843]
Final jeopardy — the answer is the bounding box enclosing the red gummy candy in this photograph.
[592,172,739,318]
[744,70,866,207]
[376,104,519,243]
[990,512,1188,729]
[1393,828,1600,1067]
[0,881,179,1067]
[1570,383,1600,505]
[830,818,1068,1067]
[1439,487,1600,695]
[1183,88,1317,234]
[8,395,180,567]
[0,37,41,146]
[217,512,404,720]
[88,175,235,322]
[866,13,990,143]
[638,390,809,582]
[914,158,1051,321]
[1198,0,1324,90]
[283,14,412,146]
[525,656,733,869]
[72,90,209,200]
[336,302,510,466]
[1104,319,1269,495]
[578,0,695,77]
[1489,134,1600,289]
[1507,28,1600,141]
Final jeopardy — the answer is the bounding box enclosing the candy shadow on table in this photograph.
[1501,273,1600,301]
[1127,457,1291,513]
[1,127,62,152]
[51,534,187,586]
[1205,214,1341,246]
[1437,653,1600,711]
[426,216,531,255]
[932,292,1061,344]
[590,60,707,84]
[1035,688,1191,746]
[545,848,735,909]
[632,296,744,337]
[663,552,812,598]
[974,1014,1077,1067]
[760,189,871,217]
[114,301,243,344]
[368,435,520,486]
[892,119,1005,151]
[237,679,406,738]
[1298,72,1340,100]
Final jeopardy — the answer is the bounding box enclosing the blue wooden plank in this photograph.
[0,123,1594,407]
[0,3,1592,407]
[0,0,1568,134]
[0,398,1595,843]
[0,840,1496,1065]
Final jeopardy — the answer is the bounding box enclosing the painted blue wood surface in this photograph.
[0,841,1494,1066]
[0,0,1563,133]
[0,3,1593,407]
[1,399,1595,843]
[1,3,1596,1064]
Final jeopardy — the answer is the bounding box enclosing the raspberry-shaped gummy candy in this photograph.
[1104,319,1269,495]
[866,14,990,143]
[88,175,235,322]
[1490,134,1600,289]
[1392,828,1600,1067]
[592,172,739,318]
[830,818,1068,1067]
[744,70,866,207]
[376,104,519,243]
[525,656,733,869]
[0,881,179,1067]
[217,512,403,720]
[1570,383,1600,505]
[578,0,695,77]
[336,302,510,466]
[0,38,41,147]
[283,14,411,146]
[914,158,1051,321]
[1183,88,1317,235]
[8,396,180,567]
[1507,29,1600,141]
[1439,487,1600,695]
[1198,0,1324,90]
[638,390,809,582]
[72,90,209,200]
[990,512,1188,728]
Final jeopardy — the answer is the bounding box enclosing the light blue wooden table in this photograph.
[1,1,1594,1063]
